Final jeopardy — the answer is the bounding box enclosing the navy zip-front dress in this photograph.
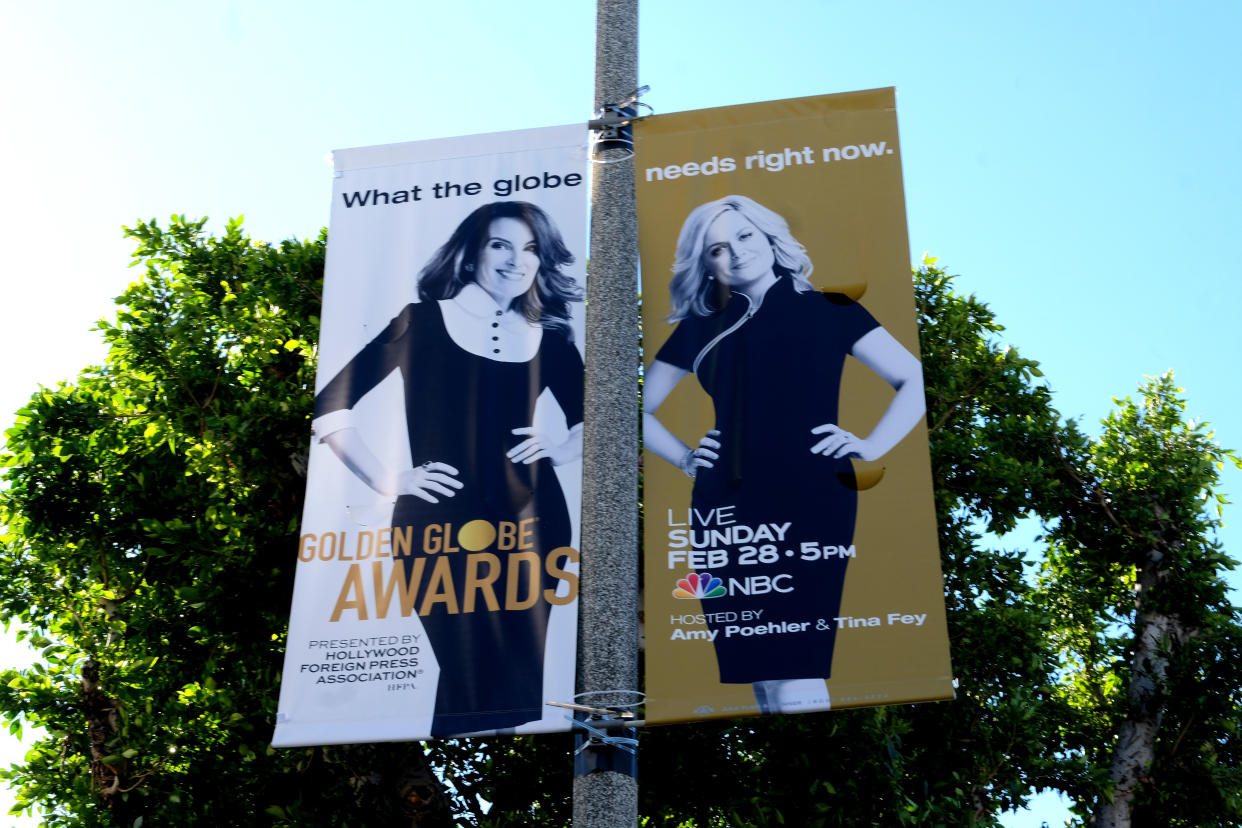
[316,301,583,735]
[655,277,878,683]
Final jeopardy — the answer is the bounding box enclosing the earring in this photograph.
[464,263,475,272]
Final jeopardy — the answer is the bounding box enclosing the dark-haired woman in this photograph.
[644,195,925,714]
[313,201,583,736]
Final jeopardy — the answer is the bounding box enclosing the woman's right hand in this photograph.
[393,462,463,503]
[681,430,721,478]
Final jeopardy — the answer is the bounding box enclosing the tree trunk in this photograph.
[1094,551,1187,828]
[81,659,140,825]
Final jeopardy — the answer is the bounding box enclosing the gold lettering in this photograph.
[318,531,340,562]
[544,546,580,605]
[463,553,501,612]
[329,564,368,621]
[376,527,392,558]
[419,556,459,615]
[354,530,373,560]
[372,560,419,618]
[298,534,316,562]
[423,524,442,554]
[392,526,413,557]
[518,518,537,550]
[505,551,540,610]
[496,521,517,550]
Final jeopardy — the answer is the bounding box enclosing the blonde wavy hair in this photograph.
[666,195,814,322]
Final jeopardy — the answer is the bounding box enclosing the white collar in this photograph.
[439,285,542,362]
[454,283,515,318]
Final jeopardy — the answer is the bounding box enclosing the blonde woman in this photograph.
[644,195,925,713]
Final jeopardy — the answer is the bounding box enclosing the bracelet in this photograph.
[679,447,698,479]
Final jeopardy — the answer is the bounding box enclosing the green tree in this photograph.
[0,216,464,826]
[1041,375,1242,827]
[2,222,1239,827]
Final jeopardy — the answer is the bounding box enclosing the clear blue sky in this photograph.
[2,2,1239,825]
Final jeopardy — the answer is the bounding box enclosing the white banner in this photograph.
[274,125,588,746]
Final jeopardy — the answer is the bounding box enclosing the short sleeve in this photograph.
[822,294,881,354]
[653,318,702,372]
[314,304,417,419]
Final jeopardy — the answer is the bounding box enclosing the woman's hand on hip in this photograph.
[508,424,583,467]
[681,429,721,477]
[395,462,463,503]
[810,424,878,461]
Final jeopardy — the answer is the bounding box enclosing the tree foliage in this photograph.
[0,223,1238,827]
[0,217,458,826]
[1041,375,1242,826]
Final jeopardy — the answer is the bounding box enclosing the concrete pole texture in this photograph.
[574,0,640,826]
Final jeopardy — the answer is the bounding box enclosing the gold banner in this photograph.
[637,89,953,724]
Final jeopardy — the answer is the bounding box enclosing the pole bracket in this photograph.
[553,691,643,778]
[589,86,652,161]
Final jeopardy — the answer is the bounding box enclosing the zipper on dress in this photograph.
[692,293,756,376]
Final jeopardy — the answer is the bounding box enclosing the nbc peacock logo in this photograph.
[672,572,726,600]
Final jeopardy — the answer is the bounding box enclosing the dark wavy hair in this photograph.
[417,201,583,338]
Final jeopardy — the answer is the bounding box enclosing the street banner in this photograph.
[637,89,953,725]
[274,126,588,746]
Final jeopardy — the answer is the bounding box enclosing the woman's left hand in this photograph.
[810,424,879,461]
[508,425,583,466]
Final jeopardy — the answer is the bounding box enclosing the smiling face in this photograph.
[701,209,777,296]
[473,217,540,308]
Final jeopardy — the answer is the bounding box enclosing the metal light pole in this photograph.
[574,0,640,825]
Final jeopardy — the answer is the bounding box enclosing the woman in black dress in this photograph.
[643,195,925,714]
[313,201,584,736]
